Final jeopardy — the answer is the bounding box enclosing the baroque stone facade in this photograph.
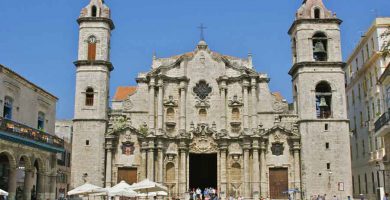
[71,0,353,200]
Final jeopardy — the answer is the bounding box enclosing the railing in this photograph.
[0,117,64,148]
[375,109,390,132]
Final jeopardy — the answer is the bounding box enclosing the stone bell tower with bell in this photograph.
[289,0,352,198]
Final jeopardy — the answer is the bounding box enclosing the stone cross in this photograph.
[198,24,207,41]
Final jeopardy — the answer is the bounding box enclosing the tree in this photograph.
[380,26,390,58]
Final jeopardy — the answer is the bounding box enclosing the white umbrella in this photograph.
[137,191,168,197]
[0,189,8,196]
[108,181,137,197]
[67,182,105,199]
[130,179,168,193]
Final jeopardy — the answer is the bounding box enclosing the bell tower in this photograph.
[289,0,352,198]
[71,0,114,187]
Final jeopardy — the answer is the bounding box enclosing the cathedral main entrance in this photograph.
[189,153,217,190]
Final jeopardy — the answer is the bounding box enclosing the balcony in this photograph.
[0,117,64,152]
[375,109,390,137]
[369,148,386,162]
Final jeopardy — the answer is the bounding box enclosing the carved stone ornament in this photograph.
[121,141,135,156]
[112,117,127,132]
[271,142,284,156]
[123,98,133,110]
[164,96,178,108]
[228,95,243,107]
[189,123,218,153]
[193,80,212,100]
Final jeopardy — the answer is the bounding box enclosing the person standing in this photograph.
[384,193,389,200]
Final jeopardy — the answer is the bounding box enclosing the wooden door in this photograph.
[117,168,137,184]
[269,168,288,199]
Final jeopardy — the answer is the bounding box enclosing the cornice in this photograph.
[74,60,114,71]
[77,17,115,30]
[289,61,345,76]
[288,18,342,35]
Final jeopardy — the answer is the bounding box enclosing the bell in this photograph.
[319,97,328,107]
[313,41,327,61]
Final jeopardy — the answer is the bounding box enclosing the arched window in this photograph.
[199,109,207,121]
[232,108,240,120]
[85,88,94,106]
[87,36,97,61]
[3,96,13,119]
[314,8,321,19]
[91,6,97,17]
[312,32,328,61]
[166,108,175,122]
[37,112,45,130]
[315,81,332,119]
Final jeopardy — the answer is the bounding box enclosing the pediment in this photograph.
[261,125,300,139]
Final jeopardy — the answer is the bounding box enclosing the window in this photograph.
[362,140,365,156]
[314,8,321,19]
[356,58,359,71]
[369,72,373,87]
[363,78,368,96]
[85,88,94,106]
[358,175,362,194]
[377,99,381,116]
[353,176,355,194]
[360,111,364,127]
[37,112,45,131]
[352,90,355,105]
[326,163,330,170]
[366,45,370,60]
[325,142,329,149]
[315,81,332,119]
[372,102,375,119]
[313,32,328,61]
[87,36,97,61]
[362,50,365,63]
[367,106,371,121]
[3,96,13,119]
[365,173,368,194]
[86,140,90,146]
[372,172,375,194]
[375,66,379,81]
[91,6,97,17]
[325,123,329,131]
[358,84,362,101]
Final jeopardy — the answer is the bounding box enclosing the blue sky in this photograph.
[0,0,389,119]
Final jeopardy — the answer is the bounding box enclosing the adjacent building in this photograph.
[0,64,64,200]
[55,120,73,199]
[344,18,390,199]
[71,0,353,200]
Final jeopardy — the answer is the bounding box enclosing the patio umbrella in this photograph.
[130,179,167,193]
[108,181,137,197]
[0,189,8,196]
[67,182,105,199]
[137,191,168,197]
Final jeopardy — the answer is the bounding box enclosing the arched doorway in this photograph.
[0,154,11,191]
[189,153,217,190]
[32,159,43,200]
[17,156,31,200]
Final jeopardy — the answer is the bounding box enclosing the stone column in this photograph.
[8,167,17,200]
[105,138,114,187]
[243,142,251,198]
[23,169,33,200]
[157,79,164,132]
[220,144,228,200]
[37,172,45,200]
[179,144,187,198]
[243,80,250,130]
[179,81,187,132]
[147,141,155,181]
[251,78,257,130]
[49,172,57,200]
[157,141,164,183]
[140,142,148,181]
[252,140,260,200]
[149,78,156,131]
[293,142,301,194]
[220,80,227,130]
[260,141,267,198]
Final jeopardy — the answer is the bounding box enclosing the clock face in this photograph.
[88,36,97,44]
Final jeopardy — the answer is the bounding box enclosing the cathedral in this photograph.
[71,0,353,199]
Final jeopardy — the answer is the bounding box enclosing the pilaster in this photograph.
[243,140,251,198]
[260,141,268,198]
[157,79,164,133]
[179,81,187,132]
[252,139,260,200]
[147,140,155,181]
[243,80,250,130]
[149,78,156,131]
